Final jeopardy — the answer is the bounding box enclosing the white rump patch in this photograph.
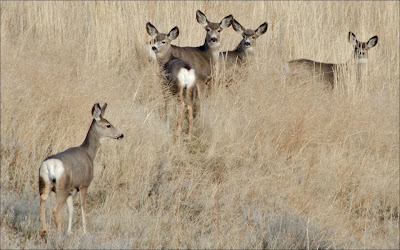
[40,158,65,182]
[177,68,196,89]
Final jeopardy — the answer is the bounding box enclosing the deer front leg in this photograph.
[66,195,74,234]
[162,87,169,123]
[79,188,88,234]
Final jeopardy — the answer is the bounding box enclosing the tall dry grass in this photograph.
[1,1,399,249]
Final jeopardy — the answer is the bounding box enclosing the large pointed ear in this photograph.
[348,31,358,46]
[196,10,208,27]
[101,103,107,116]
[92,103,102,121]
[146,22,159,37]
[220,14,233,29]
[255,22,268,37]
[367,35,378,49]
[232,19,245,35]
[168,26,179,41]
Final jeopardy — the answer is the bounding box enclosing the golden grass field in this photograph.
[1,1,399,249]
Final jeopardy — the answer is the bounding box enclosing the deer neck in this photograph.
[357,61,367,83]
[202,40,220,65]
[346,54,368,83]
[80,120,101,162]
[156,49,174,69]
[235,42,248,59]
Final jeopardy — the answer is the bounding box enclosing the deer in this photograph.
[220,19,268,66]
[283,32,378,89]
[39,103,124,237]
[168,10,233,95]
[146,22,199,139]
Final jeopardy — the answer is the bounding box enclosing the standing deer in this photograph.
[146,22,198,139]
[170,10,233,95]
[221,19,268,66]
[39,103,124,237]
[283,32,378,89]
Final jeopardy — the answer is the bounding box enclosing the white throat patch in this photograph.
[357,58,368,64]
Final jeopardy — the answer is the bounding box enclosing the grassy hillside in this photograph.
[1,1,398,248]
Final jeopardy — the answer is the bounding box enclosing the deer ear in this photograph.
[348,32,358,46]
[232,19,245,34]
[255,22,268,36]
[196,10,208,27]
[101,103,107,116]
[367,36,378,49]
[92,103,102,121]
[168,26,179,41]
[220,15,233,29]
[146,22,159,37]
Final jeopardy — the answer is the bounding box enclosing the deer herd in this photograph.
[38,10,378,237]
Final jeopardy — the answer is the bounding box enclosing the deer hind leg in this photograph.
[192,84,201,119]
[79,187,88,234]
[187,86,195,136]
[52,191,69,232]
[174,86,185,141]
[39,176,52,237]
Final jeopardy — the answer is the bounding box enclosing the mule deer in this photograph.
[146,22,198,139]
[39,103,124,237]
[221,19,268,66]
[283,32,378,88]
[170,10,233,94]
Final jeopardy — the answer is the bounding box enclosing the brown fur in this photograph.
[286,32,378,88]
[39,103,123,236]
[146,22,199,140]
[169,10,233,95]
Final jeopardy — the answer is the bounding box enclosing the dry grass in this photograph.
[1,1,399,249]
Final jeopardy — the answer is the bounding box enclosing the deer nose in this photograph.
[210,37,217,42]
[117,134,124,140]
[152,46,157,51]
[244,41,251,46]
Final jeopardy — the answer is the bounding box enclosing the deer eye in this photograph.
[162,41,166,44]
[106,124,111,128]
[217,29,222,33]
[206,28,211,32]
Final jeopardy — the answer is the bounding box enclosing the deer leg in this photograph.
[174,86,185,141]
[39,177,51,237]
[79,188,88,234]
[163,89,169,122]
[187,86,194,137]
[66,195,74,234]
[52,191,69,232]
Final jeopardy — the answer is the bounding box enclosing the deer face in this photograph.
[92,103,124,142]
[146,22,179,56]
[232,20,268,53]
[348,32,378,63]
[196,10,233,48]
